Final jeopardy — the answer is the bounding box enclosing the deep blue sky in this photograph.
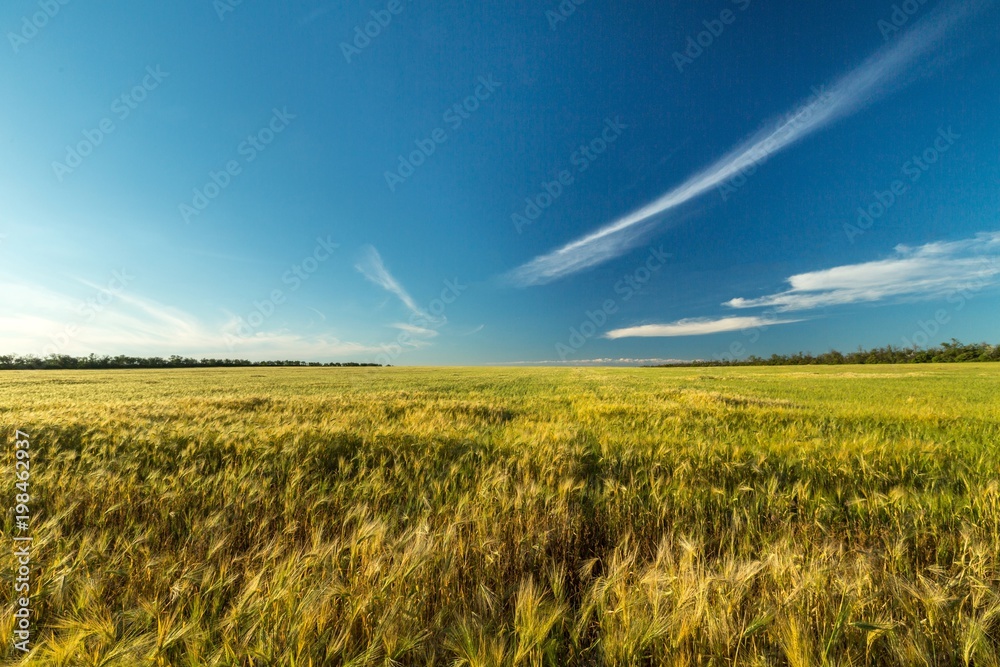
[2,1,998,364]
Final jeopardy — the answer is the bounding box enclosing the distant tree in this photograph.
[649,340,1000,368]
[0,355,383,370]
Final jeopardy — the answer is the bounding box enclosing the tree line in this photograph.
[657,340,1000,367]
[3,340,997,370]
[0,354,382,370]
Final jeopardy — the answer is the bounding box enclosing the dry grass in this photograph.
[2,364,999,665]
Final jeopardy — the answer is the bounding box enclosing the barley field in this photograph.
[2,364,1000,666]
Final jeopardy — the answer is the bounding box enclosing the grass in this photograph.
[1,364,999,665]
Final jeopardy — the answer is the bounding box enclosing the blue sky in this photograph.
[1,0,998,365]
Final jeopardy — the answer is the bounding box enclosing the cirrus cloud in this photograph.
[726,232,1000,312]
[504,2,980,287]
[605,316,803,339]
[604,231,1000,339]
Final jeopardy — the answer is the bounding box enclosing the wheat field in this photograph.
[2,364,1000,665]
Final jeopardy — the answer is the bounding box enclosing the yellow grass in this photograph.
[2,364,999,665]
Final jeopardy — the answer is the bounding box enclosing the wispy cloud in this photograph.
[0,280,382,360]
[605,231,1000,338]
[391,322,439,338]
[355,245,441,324]
[605,316,803,339]
[505,3,976,287]
[726,231,1000,311]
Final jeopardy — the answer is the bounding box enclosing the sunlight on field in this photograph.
[2,365,1000,665]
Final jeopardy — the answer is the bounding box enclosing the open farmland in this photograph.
[2,364,1000,665]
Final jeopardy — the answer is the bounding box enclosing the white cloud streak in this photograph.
[355,245,441,324]
[604,231,1000,338]
[726,231,1000,311]
[391,322,439,338]
[0,280,382,360]
[505,3,974,287]
[605,316,803,339]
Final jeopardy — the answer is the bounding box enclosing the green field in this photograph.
[3,365,1000,665]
